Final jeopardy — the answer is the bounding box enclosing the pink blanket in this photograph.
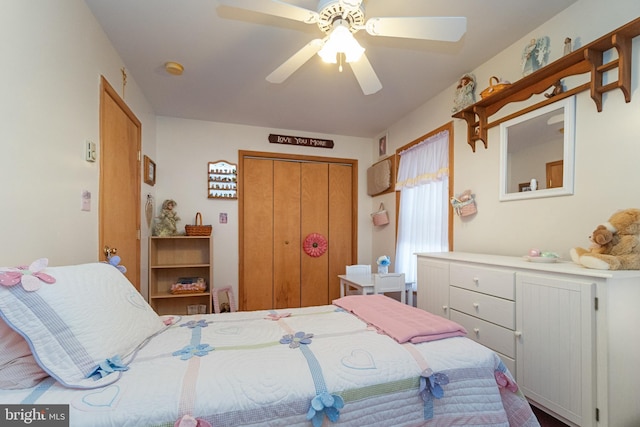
[334,294,467,344]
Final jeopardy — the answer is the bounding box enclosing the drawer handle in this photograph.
[442,305,448,311]
[472,302,479,309]
[473,277,479,285]
[473,328,480,335]
[514,331,522,338]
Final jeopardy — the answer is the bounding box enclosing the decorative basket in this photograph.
[480,76,511,99]
[450,195,477,217]
[185,212,212,236]
[170,278,207,295]
[371,203,390,226]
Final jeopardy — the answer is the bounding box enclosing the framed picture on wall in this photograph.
[378,134,387,157]
[144,155,156,186]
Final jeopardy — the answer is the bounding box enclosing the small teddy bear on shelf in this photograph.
[153,199,181,237]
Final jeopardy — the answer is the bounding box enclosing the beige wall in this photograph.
[0,0,156,292]
[374,0,640,265]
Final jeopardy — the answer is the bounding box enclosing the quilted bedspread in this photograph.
[0,301,540,427]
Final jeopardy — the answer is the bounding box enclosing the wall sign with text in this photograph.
[268,134,334,149]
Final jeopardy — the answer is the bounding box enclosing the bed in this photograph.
[0,261,540,426]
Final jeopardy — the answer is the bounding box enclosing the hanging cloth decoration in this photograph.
[303,233,328,257]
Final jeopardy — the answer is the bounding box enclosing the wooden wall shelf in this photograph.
[453,17,640,152]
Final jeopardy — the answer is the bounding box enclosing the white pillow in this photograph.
[0,318,49,389]
[0,262,165,388]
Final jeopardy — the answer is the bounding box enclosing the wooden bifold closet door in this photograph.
[239,152,355,311]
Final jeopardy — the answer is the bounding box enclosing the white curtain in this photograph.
[395,130,449,284]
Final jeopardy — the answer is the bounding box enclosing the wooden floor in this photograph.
[531,405,570,427]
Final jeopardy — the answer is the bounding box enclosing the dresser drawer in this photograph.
[450,310,515,358]
[449,264,514,300]
[449,286,515,329]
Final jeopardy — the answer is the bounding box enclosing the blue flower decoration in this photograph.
[280,331,313,349]
[89,355,129,379]
[180,319,210,329]
[172,344,214,360]
[419,368,449,402]
[376,255,391,267]
[306,391,344,427]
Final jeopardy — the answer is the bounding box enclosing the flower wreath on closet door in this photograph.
[303,233,327,257]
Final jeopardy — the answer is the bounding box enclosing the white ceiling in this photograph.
[84,0,576,138]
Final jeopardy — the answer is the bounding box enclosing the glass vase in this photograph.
[377,265,388,274]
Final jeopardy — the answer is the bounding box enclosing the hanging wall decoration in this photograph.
[303,233,328,257]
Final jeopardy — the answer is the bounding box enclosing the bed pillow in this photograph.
[0,262,166,388]
[0,318,49,389]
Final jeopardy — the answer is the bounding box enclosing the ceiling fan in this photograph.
[218,0,467,95]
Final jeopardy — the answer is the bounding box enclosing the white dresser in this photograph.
[416,252,640,427]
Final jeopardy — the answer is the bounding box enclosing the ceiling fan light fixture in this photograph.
[338,0,362,12]
[318,21,364,64]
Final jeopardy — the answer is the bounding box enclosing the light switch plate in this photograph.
[85,140,96,162]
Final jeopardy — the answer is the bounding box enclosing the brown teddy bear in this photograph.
[570,208,640,270]
[571,225,620,258]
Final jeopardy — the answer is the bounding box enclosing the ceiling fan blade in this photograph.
[364,16,467,42]
[266,39,324,84]
[218,0,319,24]
[349,54,382,95]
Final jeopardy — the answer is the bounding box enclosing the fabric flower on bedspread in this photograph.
[419,368,449,401]
[419,368,449,420]
[174,414,212,427]
[495,370,518,393]
[0,258,55,292]
[172,344,214,360]
[265,311,291,320]
[180,320,211,329]
[307,391,345,427]
[89,355,129,379]
[280,331,313,349]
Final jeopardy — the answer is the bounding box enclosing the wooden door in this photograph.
[328,163,353,302]
[546,160,563,189]
[241,158,274,311]
[99,77,141,289]
[301,163,329,306]
[239,151,356,311]
[273,161,301,309]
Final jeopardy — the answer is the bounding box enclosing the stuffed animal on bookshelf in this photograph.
[153,199,181,236]
[570,208,640,270]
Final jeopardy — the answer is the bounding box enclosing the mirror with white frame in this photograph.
[499,95,576,201]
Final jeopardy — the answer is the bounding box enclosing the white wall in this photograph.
[0,1,156,283]
[378,0,640,262]
[155,117,374,298]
